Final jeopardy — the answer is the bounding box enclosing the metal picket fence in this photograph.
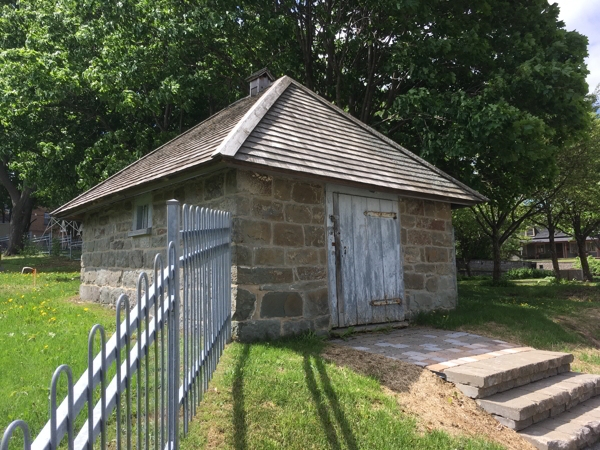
[1,200,232,450]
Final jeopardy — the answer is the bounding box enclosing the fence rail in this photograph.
[1,200,232,450]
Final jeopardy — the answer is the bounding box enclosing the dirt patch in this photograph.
[321,344,536,450]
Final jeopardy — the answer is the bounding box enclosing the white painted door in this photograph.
[329,191,404,327]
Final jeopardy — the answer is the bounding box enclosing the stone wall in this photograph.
[80,168,329,340]
[79,167,461,339]
[399,198,458,317]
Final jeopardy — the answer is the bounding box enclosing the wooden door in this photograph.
[330,192,404,327]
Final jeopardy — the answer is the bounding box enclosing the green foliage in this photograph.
[574,255,600,275]
[19,238,40,257]
[50,238,61,257]
[480,278,514,287]
[504,268,554,280]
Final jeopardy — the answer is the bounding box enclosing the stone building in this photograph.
[53,69,487,341]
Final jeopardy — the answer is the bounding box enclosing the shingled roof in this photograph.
[53,76,486,216]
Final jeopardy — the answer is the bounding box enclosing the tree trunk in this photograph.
[547,223,561,280]
[576,238,593,281]
[492,235,502,282]
[5,189,34,256]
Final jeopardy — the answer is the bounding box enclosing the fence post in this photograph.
[166,200,180,450]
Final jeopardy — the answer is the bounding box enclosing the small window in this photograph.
[526,228,535,237]
[130,194,152,236]
[135,204,149,230]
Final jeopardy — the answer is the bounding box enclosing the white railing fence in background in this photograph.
[1,200,232,450]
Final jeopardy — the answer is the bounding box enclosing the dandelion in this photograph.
[84,308,89,312]
[7,299,12,302]
[20,295,24,298]
[77,314,81,317]
[44,345,48,349]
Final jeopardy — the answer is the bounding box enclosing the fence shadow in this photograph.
[303,352,359,450]
[232,344,251,450]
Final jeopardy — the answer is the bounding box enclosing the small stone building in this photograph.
[53,69,486,341]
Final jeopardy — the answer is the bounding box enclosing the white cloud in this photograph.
[551,0,600,93]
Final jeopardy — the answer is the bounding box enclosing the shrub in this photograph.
[573,255,600,275]
[504,268,554,280]
[20,237,40,256]
[51,238,61,257]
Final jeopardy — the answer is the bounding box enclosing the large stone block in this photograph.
[286,248,318,265]
[304,225,325,247]
[232,288,256,321]
[291,182,323,204]
[115,251,128,268]
[417,218,446,231]
[304,288,329,318]
[431,231,452,247]
[225,170,237,195]
[423,200,436,218]
[401,215,416,229]
[414,263,436,274]
[436,202,452,220]
[80,284,100,302]
[235,319,280,342]
[313,315,330,331]
[425,247,449,263]
[285,204,312,223]
[102,252,116,267]
[237,171,272,196]
[273,178,292,201]
[234,245,253,266]
[129,250,144,268]
[214,195,251,217]
[237,267,294,285]
[233,218,271,245]
[255,247,285,266]
[252,199,284,221]
[407,229,432,246]
[273,223,304,247]
[261,292,303,318]
[282,320,312,336]
[296,266,327,280]
[312,206,325,225]
[403,246,422,263]
[404,199,424,216]
[426,276,439,292]
[90,252,102,267]
[405,273,424,290]
[96,269,122,286]
[205,173,224,200]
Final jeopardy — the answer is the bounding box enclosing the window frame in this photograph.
[128,193,153,237]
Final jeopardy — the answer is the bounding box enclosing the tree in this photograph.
[453,208,492,276]
[557,119,600,281]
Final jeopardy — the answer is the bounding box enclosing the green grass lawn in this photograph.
[416,279,600,374]
[0,255,116,443]
[181,338,504,450]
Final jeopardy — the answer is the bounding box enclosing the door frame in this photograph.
[325,183,404,328]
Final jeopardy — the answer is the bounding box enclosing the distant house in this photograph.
[0,207,50,239]
[53,70,486,340]
[521,227,599,259]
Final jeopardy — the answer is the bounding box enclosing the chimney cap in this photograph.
[245,68,275,83]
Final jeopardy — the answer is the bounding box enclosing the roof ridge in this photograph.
[51,94,257,215]
[285,79,488,203]
[212,76,292,158]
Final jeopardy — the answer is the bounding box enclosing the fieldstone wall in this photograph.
[79,168,329,340]
[79,167,461,339]
[399,198,458,317]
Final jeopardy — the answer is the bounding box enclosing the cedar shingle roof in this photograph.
[53,76,486,216]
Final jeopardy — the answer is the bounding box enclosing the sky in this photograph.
[552,0,600,94]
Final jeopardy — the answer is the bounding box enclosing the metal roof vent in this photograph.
[246,68,275,97]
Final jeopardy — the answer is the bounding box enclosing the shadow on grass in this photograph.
[303,352,358,450]
[232,344,250,450]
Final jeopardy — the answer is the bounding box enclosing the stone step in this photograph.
[444,350,573,398]
[520,395,600,450]
[478,372,600,431]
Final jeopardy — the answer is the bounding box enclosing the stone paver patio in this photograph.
[331,326,534,372]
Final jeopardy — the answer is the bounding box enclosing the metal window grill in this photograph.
[1,200,232,450]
